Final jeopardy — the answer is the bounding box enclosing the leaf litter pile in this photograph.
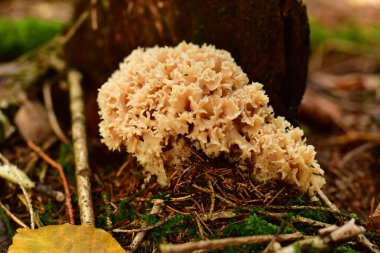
[0,0,380,252]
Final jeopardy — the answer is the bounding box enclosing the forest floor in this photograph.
[0,0,379,252]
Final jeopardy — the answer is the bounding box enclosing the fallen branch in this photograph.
[68,70,94,226]
[159,232,303,253]
[277,219,365,253]
[27,140,74,224]
[357,234,380,253]
[127,199,164,252]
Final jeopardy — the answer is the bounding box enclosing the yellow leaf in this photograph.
[9,223,126,253]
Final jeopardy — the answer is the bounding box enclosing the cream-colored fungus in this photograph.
[98,42,325,194]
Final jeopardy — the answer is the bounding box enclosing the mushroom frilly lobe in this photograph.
[97,42,325,195]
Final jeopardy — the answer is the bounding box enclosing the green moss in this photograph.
[142,213,160,226]
[309,19,380,51]
[112,198,138,224]
[298,210,329,223]
[57,143,75,180]
[222,213,279,237]
[0,18,63,61]
[334,245,361,253]
[148,214,196,244]
[0,207,13,238]
[221,212,291,252]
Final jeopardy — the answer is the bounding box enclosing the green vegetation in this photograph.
[221,211,292,252]
[148,214,197,244]
[334,245,361,253]
[309,19,380,51]
[0,207,13,238]
[57,143,75,180]
[0,18,63,61]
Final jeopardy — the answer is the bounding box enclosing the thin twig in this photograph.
[193,184,236,207]
[193,212,207,240]
[277,219,365,253]
[339,143,378,168]
[208,181,215,220]
[264,205,343,216]
[113,215,173,233]
[25,136,57,174]
[357,234,380,253]
[316,188,340,212]
[266,187,285,206]
[61,11,89,45]
[68,70,94,226]
[0,153,35,229]
[328,132,380,145]
[42,82,69,144]
[35,183,65,202]
[159,232,303,253]
[27,140,74,224]
[127,199,164,253]
[0,201,28,228]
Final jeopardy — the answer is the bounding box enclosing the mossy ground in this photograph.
[0,18,62,61]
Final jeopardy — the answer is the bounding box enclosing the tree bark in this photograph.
[65,0,309,118]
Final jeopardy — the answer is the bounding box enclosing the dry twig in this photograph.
[0,201,28,228]
[42,82,69,143]
[277,219,365,253]
[113,215,173,234]
[27,140,74,224]
[127,199,164,252]
[159,232,303,253]
[329,132,380,145]
[68,70,95,226]
[0,153,35,229]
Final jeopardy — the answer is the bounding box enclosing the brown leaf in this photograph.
[14,100,53,144]
[369,202,380,233]
[8,224,126,253]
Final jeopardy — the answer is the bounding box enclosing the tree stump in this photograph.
[65,0,309,119]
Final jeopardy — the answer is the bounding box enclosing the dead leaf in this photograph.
[300,87,348,130]
[369,202,380,233]
[8,223,126,253]
[14,100,53,144]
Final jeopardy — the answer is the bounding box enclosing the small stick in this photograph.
[113,215,173,233]
[0,201,28,228]
[68,70,95,226]
[116,156,132,177]
[35,183,65,202]
[159,232,303,253]
[42,82,69,144]
[277,219,365,253]
[266,187,285,206]
[208,181,215,220]
[127,199,164,252]
[316,188,339,212]
[193,212,207,240]
[193,184,236,207]
[328,132,380,145]
[357,234,380,253]
[264,205,342,216]
[0,154,35,229]
[169,194,195,202]
[339,143,378,168]
[292,215,330,228]
[27,140,74,224]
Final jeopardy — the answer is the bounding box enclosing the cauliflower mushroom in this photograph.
[98,42,325,195]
